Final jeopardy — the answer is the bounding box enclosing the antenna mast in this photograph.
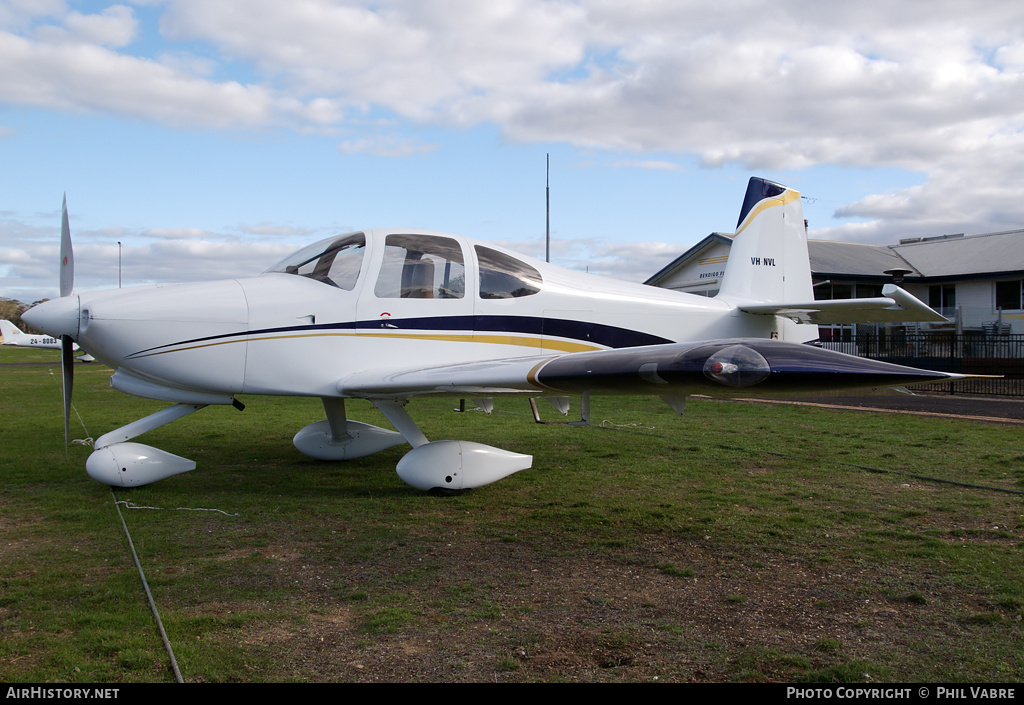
[545,153,550,263]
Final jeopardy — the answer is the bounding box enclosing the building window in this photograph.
[814,282,886,343]
[818,326,852,343]
[928,284,956,315]
[995,280,1023,311]
[857,283,884,298]
[814,282,881,301]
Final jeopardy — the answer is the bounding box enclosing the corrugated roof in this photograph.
[808,241,908,277]
[646,228,1024,286]
[892,229,1024,277]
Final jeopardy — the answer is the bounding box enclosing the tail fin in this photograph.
[714,178,946,341]
[716,178,813,305]
[0,320,22,342]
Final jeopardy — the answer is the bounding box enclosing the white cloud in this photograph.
[827,143,1024,242]
[611,160,679,171]
[235,222,318,238]
[1,226,298,302]
[141,227,216,240]
[5,1,1023,167]
[582,240,683,282]
[1,1,1024,253]
[33,4,137,47]
[0,0,66,31]
[994,43,1024,72]
[337,134,439,157]
[0,30,278,127]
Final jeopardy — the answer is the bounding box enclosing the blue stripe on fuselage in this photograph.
[126,315,674,358]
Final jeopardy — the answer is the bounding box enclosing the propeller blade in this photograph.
[61,334,74,455]
[60,195,75,453]
[60,194,73,298]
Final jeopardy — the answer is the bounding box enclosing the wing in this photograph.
[739,284,946,325]
[338,338,959,400]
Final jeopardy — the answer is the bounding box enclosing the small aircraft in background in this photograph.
[1,319,93,361]
[1,319,61,349]
[25,179,956,492]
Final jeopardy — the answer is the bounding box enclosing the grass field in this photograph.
[1,345,1022,683]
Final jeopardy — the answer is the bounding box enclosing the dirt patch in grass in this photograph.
[188,530,1008,683]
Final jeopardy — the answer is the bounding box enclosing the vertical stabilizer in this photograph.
[717,178,813,304]
[716,178,817,341]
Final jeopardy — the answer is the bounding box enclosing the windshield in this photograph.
[264,232,366,290]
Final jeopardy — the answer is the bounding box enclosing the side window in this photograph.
[374,234,465,299]
[476,246,543,299]
[996,280,1023,311]
[265,233,366,290]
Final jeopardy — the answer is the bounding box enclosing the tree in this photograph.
[0,297,31,335]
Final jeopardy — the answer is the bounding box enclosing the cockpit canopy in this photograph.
[265,231,543,299]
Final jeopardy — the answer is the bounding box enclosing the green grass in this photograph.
[1,344,1022,682]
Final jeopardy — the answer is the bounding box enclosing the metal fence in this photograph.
[821,333,1024,397]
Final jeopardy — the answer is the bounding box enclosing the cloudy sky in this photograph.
[2,0,1023,303]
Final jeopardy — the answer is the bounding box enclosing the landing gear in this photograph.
[371,399,532,492]
[292,397,533,492]
[292,397,405,460]
[87,395,533,492]
[86,403,206,487]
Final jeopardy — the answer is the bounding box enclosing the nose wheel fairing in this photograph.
[87,442,196,487]
[85,403,207,487]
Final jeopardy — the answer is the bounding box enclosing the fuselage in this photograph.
[4,334,61,348]
[0,320,79,351]
[27,228,781,401]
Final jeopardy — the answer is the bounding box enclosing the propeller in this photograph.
[59,195,74,454]
[21,195,84,455]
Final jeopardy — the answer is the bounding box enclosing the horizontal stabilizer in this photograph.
[739,284,947,325]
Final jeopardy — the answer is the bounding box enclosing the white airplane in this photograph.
[1,319,94,361]
[1,319,62,348]
[24,179,956,491]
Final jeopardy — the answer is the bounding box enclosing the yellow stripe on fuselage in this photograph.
[132,330,602,359]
